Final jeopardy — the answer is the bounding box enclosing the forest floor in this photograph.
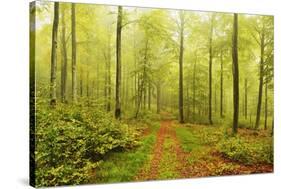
[94,112,273,183]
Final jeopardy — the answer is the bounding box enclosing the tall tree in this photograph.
[60,5,67,103]
[208,14,215,125]
[264,82,268,130]
[50,2,59,107]
[71,3,77,103]
[232,13,239,134]
[254,20,266,129]
[192,53,197,121]
[244,78,248,119]
[178,11,185,123]
[220,50,224,118]
[115,6,123,119]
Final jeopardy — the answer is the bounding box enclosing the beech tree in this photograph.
[50,2,59,107]
[115,6,123,119]
[232,13,239,134]
[71,3,77,103]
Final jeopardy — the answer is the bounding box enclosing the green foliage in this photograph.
[35,100,139,187]
[195,126,225,145]
[94,121,160,183]
[218,136,273,165]
[134,110,161,124]
[175,126,200,152]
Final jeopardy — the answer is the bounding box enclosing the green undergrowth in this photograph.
[175,126,200,152]
[35,99,140,187]
[158,137,180,179]
[218,136,273,165]
[94,121,160,183]
[176,123,273,167]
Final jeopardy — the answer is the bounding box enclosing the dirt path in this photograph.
[135,119,188,180]
[135,118,273,181]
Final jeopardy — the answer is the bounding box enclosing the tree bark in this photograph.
[115,6,122,119]
[107,34,112,111]
[156,83,161,114]
[192,55,197,121]
[255,30,265,129]
[178,11,185,123]
[220,50,224,118]
[208,14,214,125]
[50,2,59,107]
[80,69,83,97]
[244,78,248,119]
[71,3,77,103]
[60,5,67,103]
[232,13,239,134]
[264,82,268,130]
[148,81,152,110]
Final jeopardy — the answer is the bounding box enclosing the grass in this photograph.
[93,121,160,183]
[175,125,200,152]
[158,137,180,179]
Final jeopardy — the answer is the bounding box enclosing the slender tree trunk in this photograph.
[107,34,112,112]
[186,82,190,121]
[215,85,217,114]
[220,50,224,118]
[71,3,77,103]
[178,11,185,123]
[193,55,197,121]
[148,81,151,110]
[208,15,214,125]
[142,38,149,111]
[96,60,99,99]
[80,69,83,97]
[255,31,265,129]
[135,74,144,118]
[232,13,239,134]
[133,30,138,108]
[115,6,122,119]
[156,83,161,114]
[104,59,108,109]
[264,82,268,130]
[245,78,248,119]
[60,5,67,103]
[271,116,274,136]
[50,2,59,107]
[87,70,89,98]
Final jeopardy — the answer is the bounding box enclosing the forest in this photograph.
[30,1,274,187]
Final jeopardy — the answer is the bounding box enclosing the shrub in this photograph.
[217,137,273,165]
[35,101,139,187]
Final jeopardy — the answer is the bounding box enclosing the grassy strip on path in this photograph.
[93,121,160,183]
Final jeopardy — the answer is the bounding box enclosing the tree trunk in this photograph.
[115,6,122,119]
[50,2,59,107]
[86,70,89,98]
[178,11,185,124]
[156,83,161,114]
[255,30,265,129]
[135,74,144,118]
[107,34,112,112]
[245,78,248,119]
[208,14,214,125]
[220,50,224,118]
[71,3,77,103]
[232,13,239,134]
[80,69,83,97]
[193,55,197,121]
[60,5,67,103]
[264,82,268,130]
[271,116,274,136]
[96,60,100,99]
[148,81,152,110]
